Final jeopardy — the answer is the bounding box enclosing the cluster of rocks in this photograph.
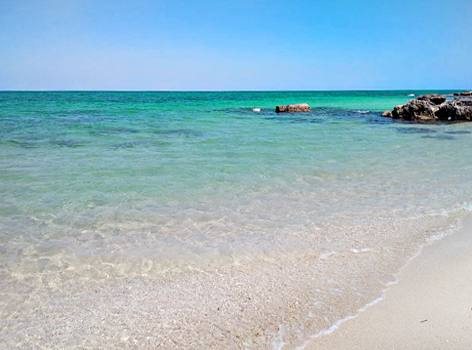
[382,93,472,123]
[273,92,472,123]
[275,103,311,113]
[453,90,472,97]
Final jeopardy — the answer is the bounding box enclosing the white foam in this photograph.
[319,247,375,261]
[349,248,375,254]
[295,245,425,350]
[318,251,337,260]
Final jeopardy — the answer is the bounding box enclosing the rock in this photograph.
[453,90,472,96]
[436,99,472,121]
[381,110,392,117]
[384,93,472,123]
[416,94,446,105]
[275,103,311,113]
[392,99,438,122]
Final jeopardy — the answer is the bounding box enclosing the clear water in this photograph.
[1,91,471,349]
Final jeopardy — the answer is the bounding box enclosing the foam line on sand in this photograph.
[305,216,472,350]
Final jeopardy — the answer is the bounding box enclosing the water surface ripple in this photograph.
[1,91,471,349]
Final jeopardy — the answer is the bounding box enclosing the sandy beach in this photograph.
[305,216,472,350]
[1,0,471,347]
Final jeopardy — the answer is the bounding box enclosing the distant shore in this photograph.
[305,216,472,350]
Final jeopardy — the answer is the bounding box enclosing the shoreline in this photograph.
[2,91,472,349]
[303,215,472,350]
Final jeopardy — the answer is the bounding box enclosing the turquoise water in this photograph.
[1,91,471,349]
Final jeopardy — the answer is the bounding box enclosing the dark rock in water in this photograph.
[381,110,392,117]
[453,90,472,96]
[275,103,311,113]
[384,93,472,123]
[436,99,472,122]
[392,99,438,122]
[416,94,447,105]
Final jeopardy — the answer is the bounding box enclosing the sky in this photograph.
[0,0,471,91]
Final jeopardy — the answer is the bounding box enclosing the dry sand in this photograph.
[304,216,472,350]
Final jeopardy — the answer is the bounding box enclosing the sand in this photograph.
[304,216,472,350]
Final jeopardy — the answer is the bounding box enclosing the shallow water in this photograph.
[1,91,471,349]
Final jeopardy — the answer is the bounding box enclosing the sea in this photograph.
[1,91,471,349]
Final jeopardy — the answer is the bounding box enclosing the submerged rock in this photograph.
[275,103,311,113]
[383,94,472,123]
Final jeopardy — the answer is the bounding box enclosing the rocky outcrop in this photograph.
[436,99,472,121]
[416,94,446,105]
[383,94,472,123]
[275,103,311,113]
[381,110,392,117]
[453,90,472,97]
[392,99,438,121]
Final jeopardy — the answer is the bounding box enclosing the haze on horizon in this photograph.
[0,0,471,91]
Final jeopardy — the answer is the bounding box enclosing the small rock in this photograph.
[275,103,311,113]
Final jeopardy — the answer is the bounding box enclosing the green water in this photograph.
[1,91,471,349]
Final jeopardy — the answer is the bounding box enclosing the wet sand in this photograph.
[305,216,472,350]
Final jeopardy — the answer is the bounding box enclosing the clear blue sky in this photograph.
[1,0,471,90]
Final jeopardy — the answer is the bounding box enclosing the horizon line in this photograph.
[0,88,468,93]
